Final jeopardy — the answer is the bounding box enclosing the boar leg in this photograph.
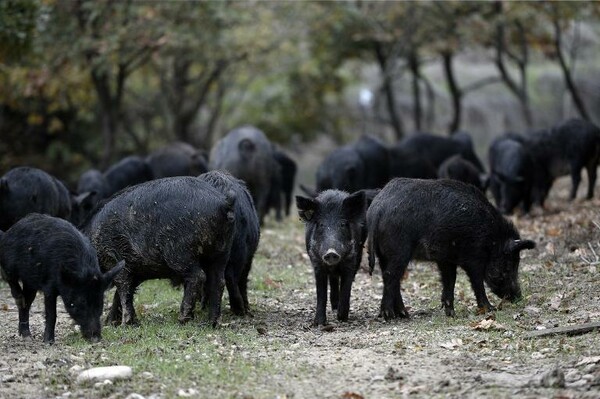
[11,282,36,338]
[329,274,340,312]
[225,266,245,317]
[313,269,328,326]
[380,251,410,320]
[438,262,457,317]
[464,264,495,313]
[43,293,57,344]
[205,261,226,328]
[117,280,139,326]
[569,161,583,200]
[337,271,354,322]
[586,159,598,199]
[105,291,122,326]
[239,260,252,314]
[179,268,205,323]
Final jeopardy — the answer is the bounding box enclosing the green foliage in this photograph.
[0,0,37,63]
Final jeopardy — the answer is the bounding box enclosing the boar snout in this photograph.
[322,249,341,266]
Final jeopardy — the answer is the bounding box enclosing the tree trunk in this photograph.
[408,50,422,131]
[91,69,119,168]
[441,51,462,134]
[373,41,404,139]
[494,1,531,127]
[553,16,590,121]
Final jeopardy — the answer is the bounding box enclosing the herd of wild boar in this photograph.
[0,119,598,342]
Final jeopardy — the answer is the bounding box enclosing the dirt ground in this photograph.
[1,176,599,399]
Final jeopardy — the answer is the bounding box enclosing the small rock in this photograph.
[178,388,199,397]
[126,394,145,399]
[370,375,384,382]
[77,366,133,383]
[141,372,154,380]
[94,379,113,388]
[61,392,72,398]
[1,375,15,383]
[539,366,565,388]
[582,374,595,381]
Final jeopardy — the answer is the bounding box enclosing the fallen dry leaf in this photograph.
[546,227,561,237]
[1,303,8,311]
[549,293,564,311]
[341,392,364,399]
[471,317,507,331]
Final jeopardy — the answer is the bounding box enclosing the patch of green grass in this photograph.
[58,279,288,398]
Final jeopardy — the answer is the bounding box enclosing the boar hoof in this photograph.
[178,315,193,324]
[444,307,456,317]
[312,317,326,327]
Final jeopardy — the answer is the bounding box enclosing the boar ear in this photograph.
[296,195,317,222]
[102,260,125,291]
[506,239,536,254]
[343,190,366,220]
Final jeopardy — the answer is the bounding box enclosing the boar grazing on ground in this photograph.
[296,190,367,326]
[199,171,260,316]
[438,155,488,192]
[367,178,535,320]
[0,214,123,343]
[210,126,276,224]
[83,176,236,327]
[0,167,72,230]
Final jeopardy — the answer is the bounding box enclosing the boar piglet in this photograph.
[84,176,236,328]
[368,178,535,320]
[0,214,124,343]
[199,171,260,316]
[296,190,367,326]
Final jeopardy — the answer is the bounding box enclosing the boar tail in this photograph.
[224,189,237,223]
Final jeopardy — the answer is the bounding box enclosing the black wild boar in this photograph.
[0,167,72,231]
[83,176,236,327]
[199,171,260,315]
[296,190,367,326]
[77,169,110,199]
[388,145,438,180]
[353,135,390,188]
[367,178,535,320]
[488,135,534,214]
[210,126,276,224]
[146,142,209,179]
[0,214,124,343]
[438,155,488,192]
[316,146,366,193]
[104,155,153,195]
[398,132,485,172]
[526,119,600,205]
